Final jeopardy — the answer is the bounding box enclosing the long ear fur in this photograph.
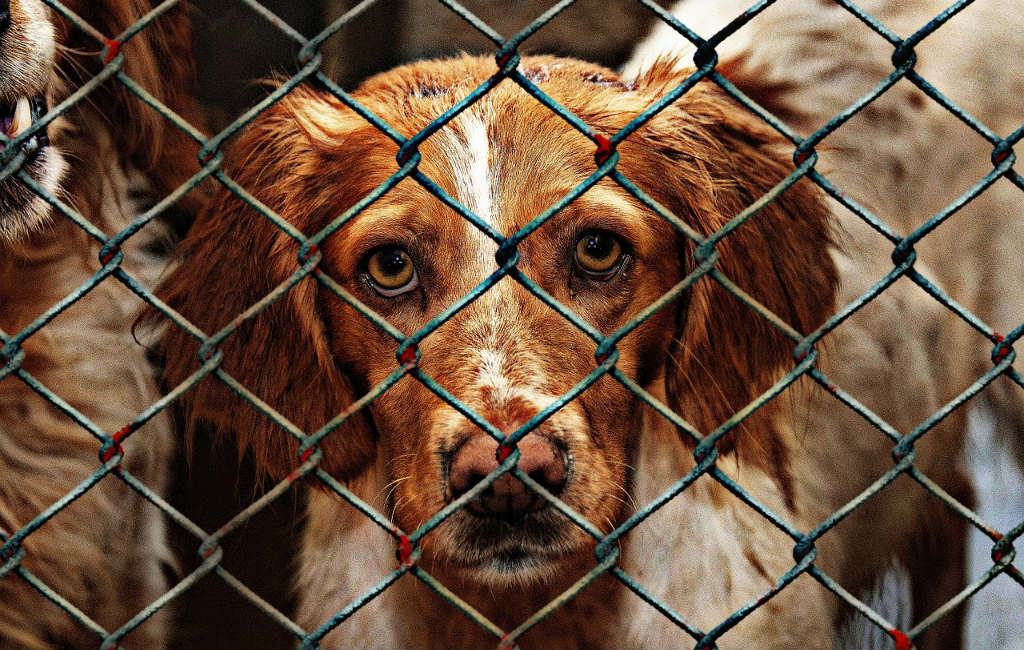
[627,65,839,471]
[157,85,377,480]
[54,0,202,203]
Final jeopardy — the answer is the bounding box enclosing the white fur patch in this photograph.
[437,111,493,225]
[477,348,512,402]
[462,113,491,223]
[836,562,912,650]
[964,402,1024,650]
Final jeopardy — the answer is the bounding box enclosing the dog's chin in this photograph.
[434,510,588,589]
[463,546,570,588]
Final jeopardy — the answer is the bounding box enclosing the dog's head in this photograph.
[160,56,836,585]
[0,0,196,242]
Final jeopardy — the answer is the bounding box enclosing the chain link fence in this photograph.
[1,0,1022,648]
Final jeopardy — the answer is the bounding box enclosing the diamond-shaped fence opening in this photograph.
[0,0,1021,648]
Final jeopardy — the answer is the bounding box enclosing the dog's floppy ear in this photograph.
[627,68,838,462]
[157,85,377,480]
[55,0,202,201]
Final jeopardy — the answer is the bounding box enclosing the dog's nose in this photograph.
[0,1,9,34]
[447,434,567,518]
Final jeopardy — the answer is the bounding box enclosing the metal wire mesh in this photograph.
[0,0,1021,648]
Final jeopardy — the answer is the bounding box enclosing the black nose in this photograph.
[0,1,9,35]
[447,434,568,518]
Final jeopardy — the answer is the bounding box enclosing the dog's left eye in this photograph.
[365,247,419,296]
[574,231,625,279]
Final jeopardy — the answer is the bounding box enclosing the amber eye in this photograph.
[366,247,418,296]
[574,231,624,278]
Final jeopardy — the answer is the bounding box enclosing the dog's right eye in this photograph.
[365,247,418,297]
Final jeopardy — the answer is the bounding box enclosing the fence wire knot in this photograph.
[396,533,417,569]
[101,37,122,65]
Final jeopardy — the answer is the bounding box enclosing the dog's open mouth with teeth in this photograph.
[0,96,63,242]
[1,96,49,157]
[0,1,66,242]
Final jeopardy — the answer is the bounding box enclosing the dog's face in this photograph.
[161,56,836,586]
[0,0,65,241]
[313,94,683,582]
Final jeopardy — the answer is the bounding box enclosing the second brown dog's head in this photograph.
[159,56,836,586]
[0,0,196,242]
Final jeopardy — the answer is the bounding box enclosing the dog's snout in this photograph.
[0,1,9,35]
[448,434,567,518]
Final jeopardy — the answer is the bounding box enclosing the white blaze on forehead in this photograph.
[439,110,493,225]
[464,113,492,223]
[477,348,512,402]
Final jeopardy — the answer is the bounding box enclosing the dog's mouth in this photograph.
[438,508,585,584]
[0,92,62,240]
[0,95,49,160]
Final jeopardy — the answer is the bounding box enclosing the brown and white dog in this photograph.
[0,1,197,647]
[157,0,1022,647]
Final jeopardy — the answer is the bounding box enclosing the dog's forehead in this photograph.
[422,107,586,232]
[404,93,618,238]
[341,57,666,247]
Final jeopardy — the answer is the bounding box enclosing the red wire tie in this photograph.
[795,150,811,165]
[398,345,418,366]
[112,423,137,445]
[300,244,319,265]
[497,442,514,463]
[100,246,121,265]
[299,446,317,464]
[994,149,1010,164]
[397,534,415,568]
[497,633,515,650]
[889,629,913,650]
[593,132,615,165]
[201,542,218,559]
[991,533,1006,562]
[994,333,1010,362]
[100,441,124,465]
[102,38,122,65]
[284,446,318,482]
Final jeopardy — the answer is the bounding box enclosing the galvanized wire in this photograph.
[0,0,1020,648]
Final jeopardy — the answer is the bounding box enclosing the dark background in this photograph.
[191,0,659,128]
